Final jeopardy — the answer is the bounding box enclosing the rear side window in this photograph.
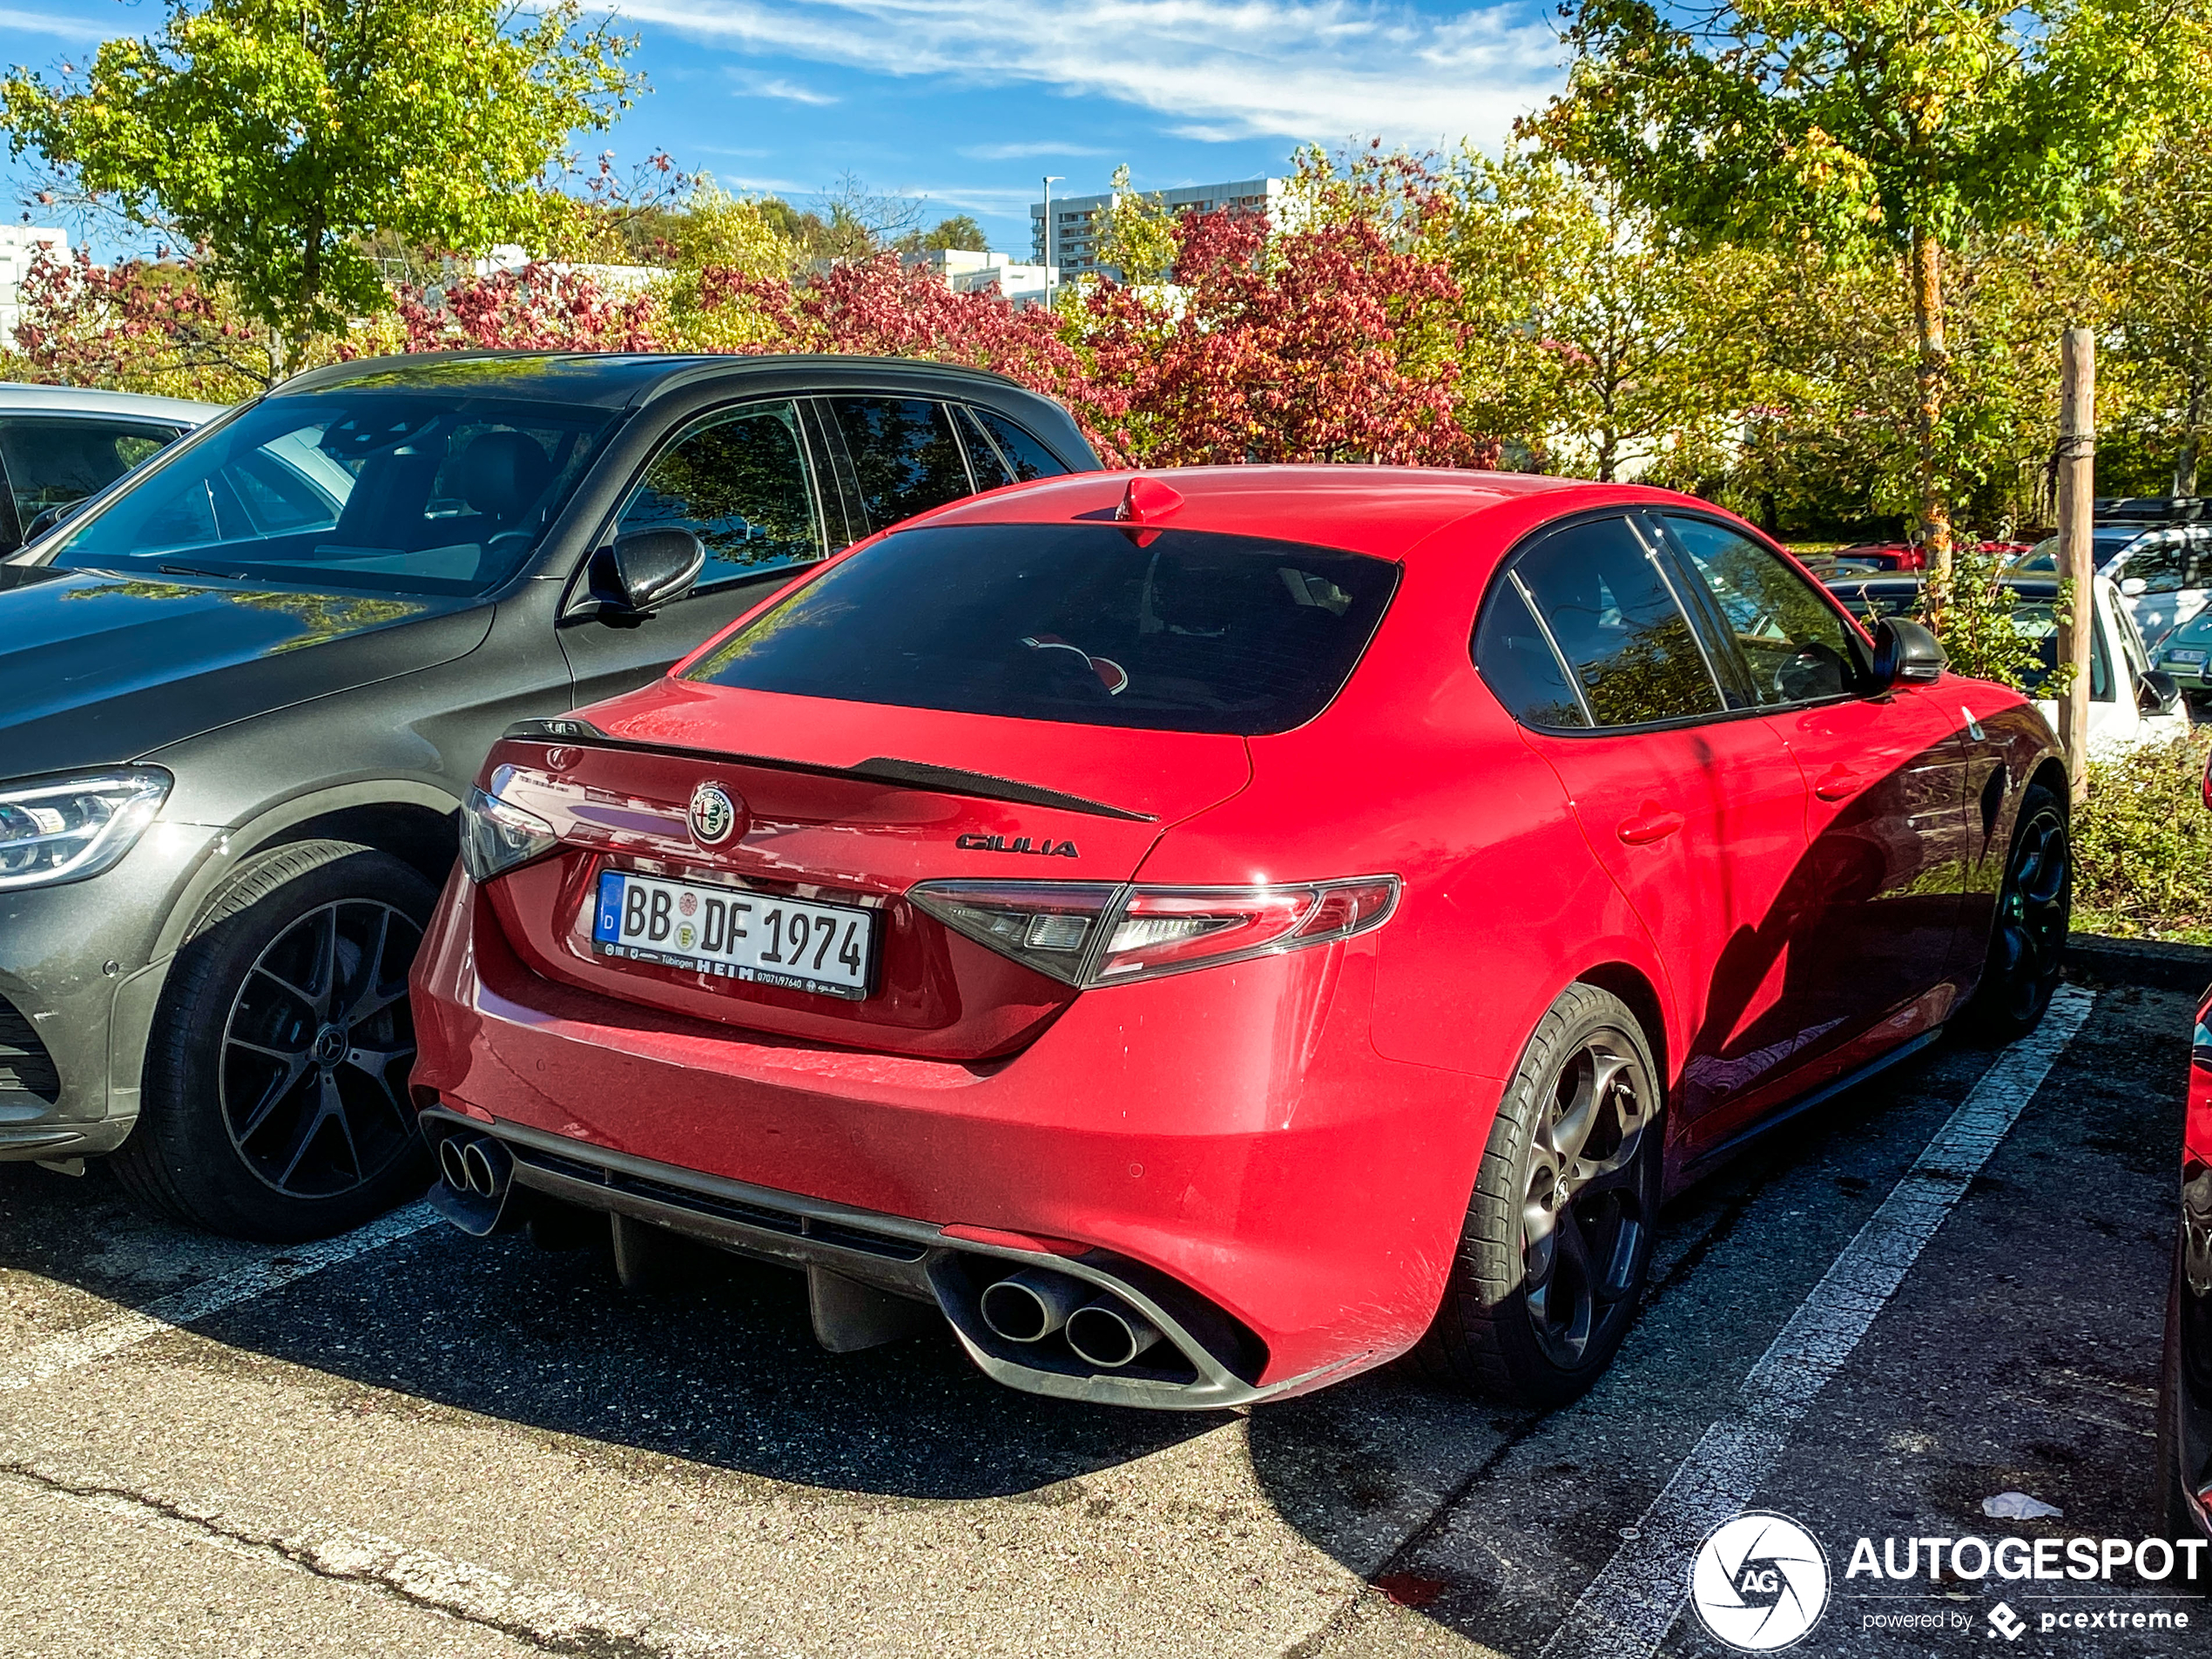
[963,406,1067,484]
[1490,515,1723,728]
[685,523,1399,735]
[829,397,973,529]
[1474,577,1588,727]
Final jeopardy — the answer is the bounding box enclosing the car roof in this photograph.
[912,465,1715,560]
[273,350,1049,410]
[0,381,219,423]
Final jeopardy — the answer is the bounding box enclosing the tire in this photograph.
[112,840,436,1241]
[1415,982,1662,1407]
[2159,1245,2199,1541]
[1966,780,2070,1042]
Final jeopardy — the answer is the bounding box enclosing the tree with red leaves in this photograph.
[397,262,663,353]
[698,252,1115,447]
[8,246,271,401]
[1080,205,1485,469]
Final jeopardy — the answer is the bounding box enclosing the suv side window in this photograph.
[829,397,973,529]
[0,417,181,548]
[1490,514,1724,728]
[962,406,1068,484]
[616,401,825,586]
[1663,515,1863,706]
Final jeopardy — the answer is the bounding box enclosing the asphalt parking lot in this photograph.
[0,969,2194,1658]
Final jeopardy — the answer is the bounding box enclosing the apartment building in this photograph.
[1028,178,1286,280]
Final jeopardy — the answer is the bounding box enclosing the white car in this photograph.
[2011,521,2212,649]
[1829,570,2189,757]
[0,382,221,552]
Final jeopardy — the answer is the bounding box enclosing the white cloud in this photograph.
[0,9,122,44]
[727,68,840,103]
[614,0,1561,149]
[959,141,1114,160]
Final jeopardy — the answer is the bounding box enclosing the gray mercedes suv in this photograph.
[0,351,1098,1239]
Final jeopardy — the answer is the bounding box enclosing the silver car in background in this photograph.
[0,382,217,552]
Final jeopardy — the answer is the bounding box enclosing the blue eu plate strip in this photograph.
[595,872,624,942]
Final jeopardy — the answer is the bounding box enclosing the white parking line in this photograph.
[4,1461,747,1656]
[0,1200,440,1393]
[1540,985,2098,1659]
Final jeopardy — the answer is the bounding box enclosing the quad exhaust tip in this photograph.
[1065,1298,1163,1369]
[436,1132,511,1200]
[977,1268,1166,1370]
[978,1267,1086,1343]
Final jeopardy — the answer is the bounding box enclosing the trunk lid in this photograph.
[475,682,1251,1059]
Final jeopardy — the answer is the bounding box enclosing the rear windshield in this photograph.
[683,522,1399,734]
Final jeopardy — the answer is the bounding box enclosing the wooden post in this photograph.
[2056,326,2096,802]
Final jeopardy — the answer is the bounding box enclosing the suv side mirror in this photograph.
[1870,616,1946,688]
[2139,669,2185,716]
[589,528,705,625]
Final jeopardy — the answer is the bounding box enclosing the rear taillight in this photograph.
[459,783,557,883]
[909,877,1399,988]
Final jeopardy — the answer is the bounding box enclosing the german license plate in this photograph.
[2167,649,2207,664]
[591,871,872,1000]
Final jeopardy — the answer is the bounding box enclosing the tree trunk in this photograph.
[1909,227,1953,575]
[1596,428,1617,484]
[2177,365,2205,499]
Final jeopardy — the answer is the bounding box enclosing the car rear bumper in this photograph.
[409,875,1497,1403]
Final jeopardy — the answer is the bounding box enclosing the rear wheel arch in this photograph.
[1573,961,1671,1123]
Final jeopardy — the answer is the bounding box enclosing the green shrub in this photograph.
[2073,728,2212,941]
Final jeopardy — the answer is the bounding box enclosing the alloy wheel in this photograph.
[1993,804,2070,1027]
[1521,1031,1653,1369]
[219,899,422,1197]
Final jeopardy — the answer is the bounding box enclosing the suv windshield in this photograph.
[40,392,617,596]
[685,522,1400,734]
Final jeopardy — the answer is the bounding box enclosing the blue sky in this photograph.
[0,0,1568,258]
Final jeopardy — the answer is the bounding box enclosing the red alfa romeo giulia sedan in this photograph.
[408,468,2069,1409]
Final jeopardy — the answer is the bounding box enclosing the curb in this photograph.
[2066,932,2212,992]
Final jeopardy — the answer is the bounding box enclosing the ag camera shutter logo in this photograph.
[1689,1511,1831,1651]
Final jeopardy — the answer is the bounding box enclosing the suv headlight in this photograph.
[0,768,172,890]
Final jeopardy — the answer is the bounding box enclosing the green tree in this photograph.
[918,214,988,253]
[1432,145,1771,482]
[1,0,641,376]
[2101,131,2212,496]
[1538,0,2195,569]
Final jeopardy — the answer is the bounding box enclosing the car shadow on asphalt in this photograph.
[0,1158,1229,1501]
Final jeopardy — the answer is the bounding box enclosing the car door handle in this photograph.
[1813,765,1861,802]
[1615,805,1685,846]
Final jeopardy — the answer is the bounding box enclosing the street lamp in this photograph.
[1042,175,1064,306]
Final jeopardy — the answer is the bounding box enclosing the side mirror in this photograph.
[2139,669,2185,716]
[2121,576,2149,597]
[1870,616,1946,688]
[589,528,704,625]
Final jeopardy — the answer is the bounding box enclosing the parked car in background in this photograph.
[1830,571,2188,756]
[2009,521,2212,648]
[0,352,1098,1240]
[413,470,2067,1411]
[2159,980,2212,1542]
[1830,538,2031,577]
[0,383,216,552]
